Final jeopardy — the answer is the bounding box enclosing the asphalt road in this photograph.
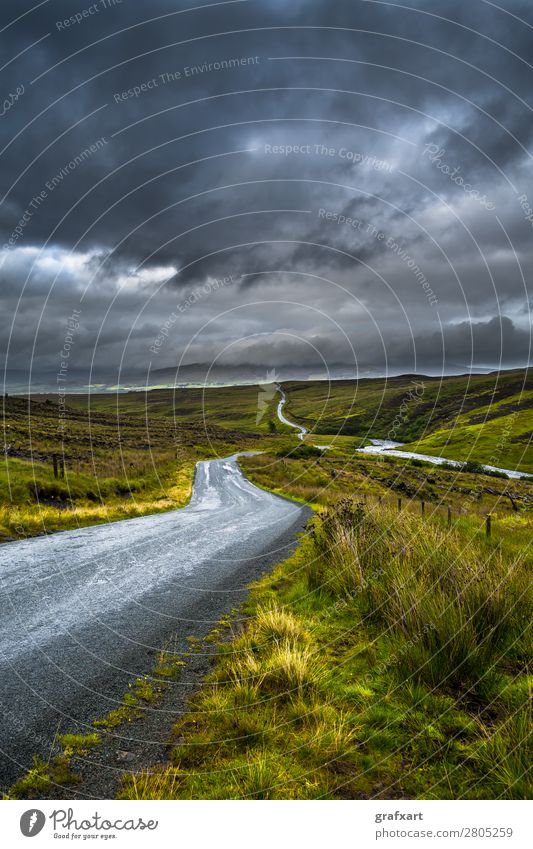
[276,385,307,439]
[0,454,310,789]
[357,439,532,479]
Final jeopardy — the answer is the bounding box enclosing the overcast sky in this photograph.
[0,0,532,387]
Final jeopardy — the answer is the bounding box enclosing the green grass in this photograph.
[118,501,532,800]
[402,408,533,473]
[7,734,101,798]
[0,453,198,542]
[238,444,533,520]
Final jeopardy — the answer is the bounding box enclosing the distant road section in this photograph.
[0,454,310,789]
[358,439,532,480]
[276,385,307,440]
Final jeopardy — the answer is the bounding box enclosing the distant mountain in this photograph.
[2,362,359,393]
[147,363,359,385]
[1,361,509,394]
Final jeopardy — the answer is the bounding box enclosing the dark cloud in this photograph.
[389,314,532,370]
[0,0,531,385]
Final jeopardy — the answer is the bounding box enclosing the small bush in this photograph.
[462,460,509,479]
[277,444,322,459]
[262,641,325,698]
[253,604,309,647]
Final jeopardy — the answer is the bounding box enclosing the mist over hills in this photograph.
[2,360,520,395]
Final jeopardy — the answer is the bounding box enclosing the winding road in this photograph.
[0,454,310,789]
[276,385,307,440]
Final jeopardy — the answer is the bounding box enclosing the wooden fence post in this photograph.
[486,514,492,538]
[447,506,452,527]
[421,500,425,516]
[397,497,402,512]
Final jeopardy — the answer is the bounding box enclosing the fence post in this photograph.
[447,506,452,528]
[486,514,492,538]
[53,454,58,479]
[397,497,402,512]
[421,500,425,516]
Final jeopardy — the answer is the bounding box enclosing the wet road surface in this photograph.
[0,454,310,788]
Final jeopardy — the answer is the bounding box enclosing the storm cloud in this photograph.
[0,0,531,387]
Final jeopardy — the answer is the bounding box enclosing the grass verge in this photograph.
[118,500,532,800]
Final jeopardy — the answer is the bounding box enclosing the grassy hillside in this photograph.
[63,384,282,434]
[280,369,532,472]
[402,397,533,473]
